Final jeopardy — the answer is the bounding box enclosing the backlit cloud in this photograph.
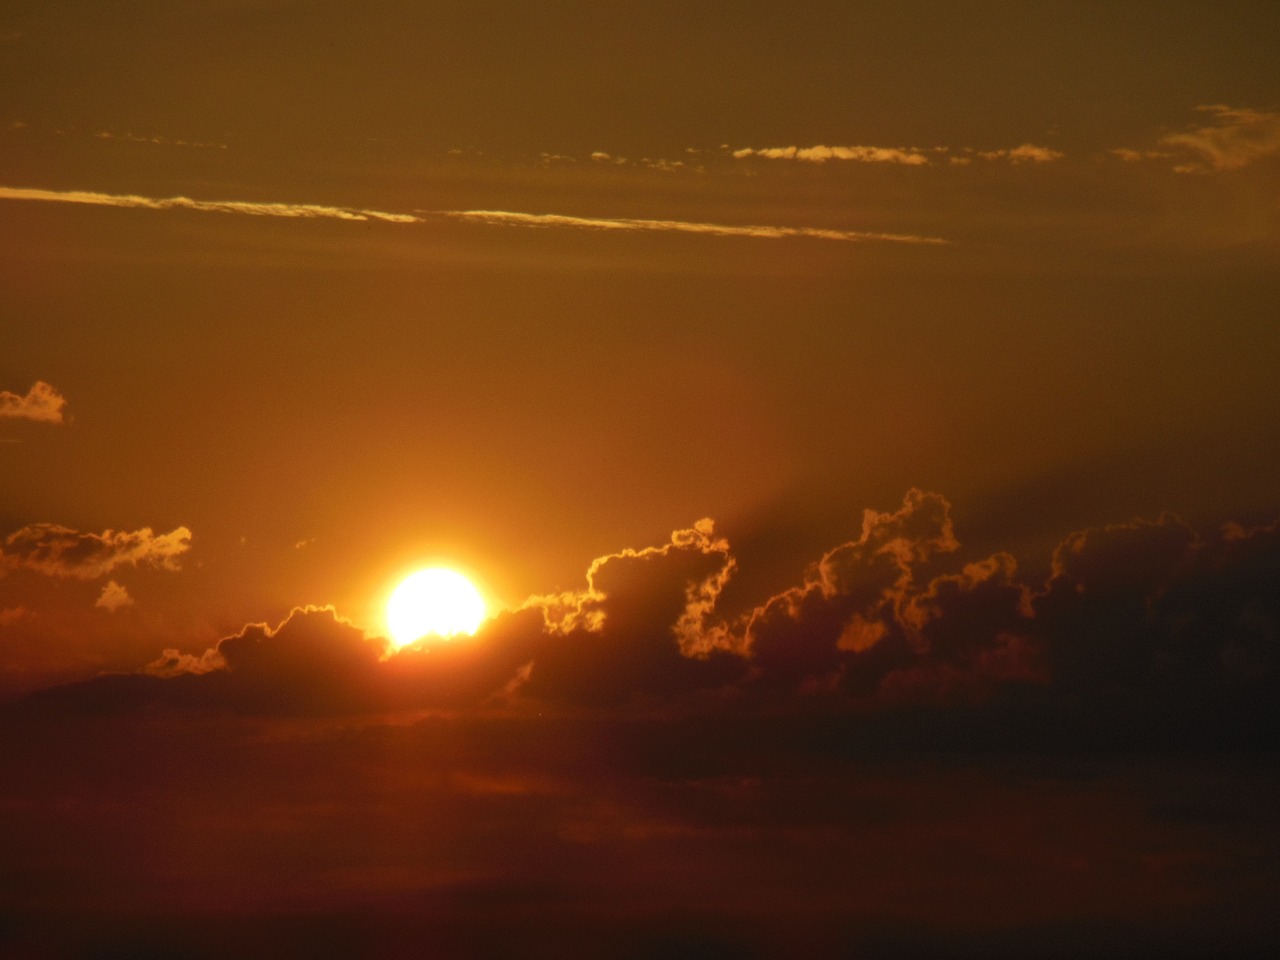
[32,493,1279,739]
[0,381,65,423]
[1,524,192,580]
[1160,104,1280,173]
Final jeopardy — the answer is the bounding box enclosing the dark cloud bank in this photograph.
[4,492,1280,959]
[18,490,1280,748]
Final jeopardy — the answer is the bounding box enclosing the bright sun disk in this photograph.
[386,567,486,647]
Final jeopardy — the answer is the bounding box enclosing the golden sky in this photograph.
[3,3,1280,956]
[0,0,1278,687]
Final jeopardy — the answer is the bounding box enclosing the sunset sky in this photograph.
[3,2,1279,957]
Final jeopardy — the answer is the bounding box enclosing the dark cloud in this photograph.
[521,519,745,705]
[1,523,192,580]
[1034,514,1280,705]
[16,495,1279,749]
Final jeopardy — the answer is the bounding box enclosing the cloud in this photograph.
[433,209,948,245]
[1110,147,1173,163]
[730,489,985,698]
[1160,105,1280,173]
[124,522,749,712]
[94,580,133,612]
[1033,513,1280,701]
[1,523,192,580]
[731,144,932,165]
[26,494,1280,745]
[144,646,224,678]
[975,144,1064,163]
[729,143,1063,166]
[0,606,31,626]
[94,129,227,150]
[0,381,65,423]
[518,519,745,705]
[2,184,949,245]
[0,186,421,223]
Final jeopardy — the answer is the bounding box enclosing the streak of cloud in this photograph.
[0,186,421,223]
[432,209,948,245]
[731,144,932,165]
[729,143,1063,166]
[975,144,1064,163]
[1,185,949,245]
[0,381,66,423]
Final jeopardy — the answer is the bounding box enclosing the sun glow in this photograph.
[386,568,486,647]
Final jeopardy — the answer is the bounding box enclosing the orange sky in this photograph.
[3,4,1280,956]
[3,2,1280,692]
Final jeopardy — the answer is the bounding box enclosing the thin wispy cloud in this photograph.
[974,144,1064,163]
[728,143,1064,166]
[0,186,421,223]
[1160,104,1280,173]
[0,185,949,245]
[731,144,933,165]
[432,209,948,245]
[95,130,228,151]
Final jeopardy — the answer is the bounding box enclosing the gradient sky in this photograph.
[2,3,1279,957]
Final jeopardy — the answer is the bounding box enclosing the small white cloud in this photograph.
[732,144,932,165]
[0,381,66,423]
[95,580,133,612]
[976,144,1064,163]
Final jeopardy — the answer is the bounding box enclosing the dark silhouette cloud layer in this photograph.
[19,491,1273,753]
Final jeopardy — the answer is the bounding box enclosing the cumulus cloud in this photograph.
[517,519,745,705]
[0,381,65,423]
[728,489,995,698]
[94,580,133,612]
[30,493,1280,740]
[1033,513,1280,699]
[1,523,192,579]
[1160,105,1280,173]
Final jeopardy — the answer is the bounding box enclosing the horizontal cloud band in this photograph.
[431,209,947,245]
[0,185,948,245]
[0,186,419,222]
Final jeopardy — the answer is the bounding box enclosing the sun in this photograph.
[386,567,487,647]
